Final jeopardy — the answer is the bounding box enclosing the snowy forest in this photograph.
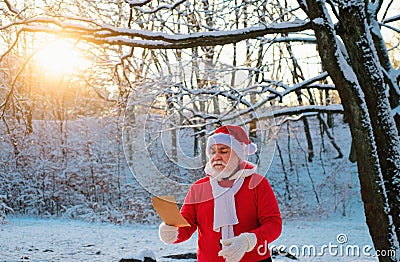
[0,0,399,261]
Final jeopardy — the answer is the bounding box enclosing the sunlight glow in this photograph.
[33,39,90,76]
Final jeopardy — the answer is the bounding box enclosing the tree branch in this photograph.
[126,0,152,7]
[134,0,187,14]
[383,13,400,23]
[4,0,24,19]
[20,19,311,49]
[268,104,343,118]
[239,104,344,125]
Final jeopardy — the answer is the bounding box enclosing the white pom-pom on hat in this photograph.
[247,142,257,155]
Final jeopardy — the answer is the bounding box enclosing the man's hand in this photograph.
[218,233,257,262]
[158,222,178,244]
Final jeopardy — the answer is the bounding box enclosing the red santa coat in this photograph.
[174,166,282,261]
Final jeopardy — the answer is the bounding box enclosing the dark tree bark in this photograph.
[300,0,399,260]
[337,2,400,245]
[366,5,400,134]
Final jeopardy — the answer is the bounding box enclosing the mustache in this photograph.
[212,160,226,167]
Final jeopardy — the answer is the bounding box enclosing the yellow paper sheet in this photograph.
[151,195,190,227]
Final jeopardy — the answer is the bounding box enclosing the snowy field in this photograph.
[0,212,380,262]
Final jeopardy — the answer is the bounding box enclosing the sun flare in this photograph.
[34,39,90,76]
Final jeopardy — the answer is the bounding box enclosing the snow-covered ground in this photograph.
[0,211,380,262]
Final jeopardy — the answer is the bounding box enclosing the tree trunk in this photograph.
[301,0,398,259]
[366,8,400,134]
[338,2,400,244]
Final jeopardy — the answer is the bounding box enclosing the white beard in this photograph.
[212,157,240,181]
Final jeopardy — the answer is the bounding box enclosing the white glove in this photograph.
[158,222,178,244]
[218,233,257,262]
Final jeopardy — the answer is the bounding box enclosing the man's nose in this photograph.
[212,152,222,160]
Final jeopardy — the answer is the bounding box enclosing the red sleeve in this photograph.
[249,176,282,245]
[174,185,198,243]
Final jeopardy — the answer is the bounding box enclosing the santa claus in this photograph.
[159,125,282,262]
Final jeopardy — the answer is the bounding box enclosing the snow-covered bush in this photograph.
[0,194,13,224]
[0,115,160,224]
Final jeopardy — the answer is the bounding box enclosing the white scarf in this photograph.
[205,161,257,245]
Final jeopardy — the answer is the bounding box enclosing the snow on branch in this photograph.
[126,0,152,7]
[281,71,330,97]
[383,14,400,23]
[261,36,317,44]
[270,104,344,118]
[237,104,344,126]
[19,18,311,49]
[257,104,344,120]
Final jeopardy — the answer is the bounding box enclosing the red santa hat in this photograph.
[206,125,257,160]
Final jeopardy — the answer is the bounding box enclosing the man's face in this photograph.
[209,144,240,176]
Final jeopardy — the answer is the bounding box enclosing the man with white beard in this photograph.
[159,125,282,262]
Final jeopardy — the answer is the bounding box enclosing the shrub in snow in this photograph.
[0,194,13,224]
